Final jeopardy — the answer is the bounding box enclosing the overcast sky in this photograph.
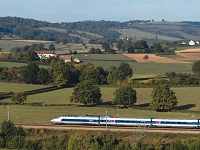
[0,0,199,23]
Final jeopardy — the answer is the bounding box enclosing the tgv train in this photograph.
[50,114,200,128]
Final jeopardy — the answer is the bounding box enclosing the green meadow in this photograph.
[0,42,199,124]
[1,82,200,123]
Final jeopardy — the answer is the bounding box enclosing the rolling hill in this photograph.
[1,17,200,43]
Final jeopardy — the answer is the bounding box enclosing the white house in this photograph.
[189,40,196,46]
[35,50,56,59]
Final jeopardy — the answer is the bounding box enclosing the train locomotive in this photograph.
[50,114,200,128]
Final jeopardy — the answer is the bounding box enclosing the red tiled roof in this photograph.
[35,50,55,54]
[60,55,72,60]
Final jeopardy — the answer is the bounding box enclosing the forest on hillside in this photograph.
[1,17,200,43]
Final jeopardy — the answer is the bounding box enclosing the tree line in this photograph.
[0,60,182,111]
[0,16,121,43]
[1,120,200,150]
[2,16,200,45]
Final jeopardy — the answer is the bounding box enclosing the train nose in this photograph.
[50,118,57,124]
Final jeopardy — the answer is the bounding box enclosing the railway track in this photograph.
[14,123,200,134]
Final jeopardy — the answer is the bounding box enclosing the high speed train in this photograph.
[50,114,200,128]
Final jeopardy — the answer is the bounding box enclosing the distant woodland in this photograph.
[1,17,200,43]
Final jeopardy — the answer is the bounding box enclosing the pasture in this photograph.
[75,54,192,78]
[1,82,200,123]
[0,39,103,53]
[0,61,50,69]
[0,42,200,124]
[0,105,198,124]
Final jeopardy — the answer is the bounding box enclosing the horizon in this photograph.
[0,0,200,23]
[2,16,198,23]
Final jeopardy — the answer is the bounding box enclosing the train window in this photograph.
[188,122,192,124]
[172,122,176,124]
[177,122,181,124]
[182,122,187,124]
[166,122,170,124]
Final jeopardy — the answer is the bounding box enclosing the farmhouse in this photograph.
[189,40,196,46]
[35,50,56,59]
[59,55,72,62]
[73,57,81,63]
[181,41,187,45]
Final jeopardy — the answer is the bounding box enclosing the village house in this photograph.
[181,41,187,45]
[189,40,196,46]
[35,50,56,59]
[59,55,72,62]
[73,57,81,63]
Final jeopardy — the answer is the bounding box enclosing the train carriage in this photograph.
[50,115,100,125]
[100,117,151,126]
[152,119,199,128]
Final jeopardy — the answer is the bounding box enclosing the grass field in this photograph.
[0,105,198,124]
[0,40,103,53]
[0,41,199,124]
[0,61,50,69]
[1,82,200,124]
[0,53,193,79]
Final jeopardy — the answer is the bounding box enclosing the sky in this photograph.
[0,0,200,23]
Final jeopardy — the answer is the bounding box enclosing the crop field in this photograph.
[1,82,200,123]
[77,59,192,78]
[113,28,182,41]
[0,40,56,52]
[0,39,103,53]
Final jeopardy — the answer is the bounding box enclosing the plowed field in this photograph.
[123,48,200,63]
[123,54,188,63]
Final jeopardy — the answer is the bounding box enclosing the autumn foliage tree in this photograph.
[11,92,27,104]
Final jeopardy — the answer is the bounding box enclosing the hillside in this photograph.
[1,17,200,43]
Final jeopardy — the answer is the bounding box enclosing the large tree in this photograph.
[37,68,51,84]
[107,66,120,85]
[23,50,40,61]
[21,62,39,84]
[113,84,137,107]
[52,60,77,86]
[107,63,133,85]
[116,39,124,51]
[192,60,200,73]
[101,41,111,51]
[70,80,102,106]
[79,65,107,85]
[118,62,133,81]
[150,84,178,111]
[49,43,55,50]
[133,40,149,49]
